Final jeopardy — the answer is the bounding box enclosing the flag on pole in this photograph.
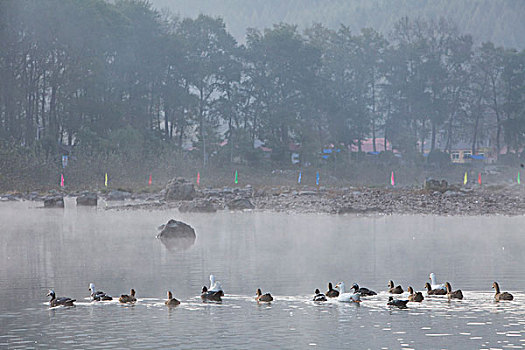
[105,173,108,187]
[478,172,482,185]
[197,172,200,185]
[464,172,468,185]
[316,171,320,186]
[518,172,521,185]
[234,170,238,184]
[298,171,302,184]
[60,174,64,187]
[391,171,395,187]
[148,174,152,186]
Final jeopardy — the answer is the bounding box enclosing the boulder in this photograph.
[106,190,132,201]
[226,198,255,210]
[179,200,217,213]
[424,178,448,193]
[165,178,195,201]
[156,219,196,251]
[44,196,64,208]
[76,192,97,206]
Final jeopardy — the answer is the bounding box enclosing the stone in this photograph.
[165,178,195,201]
[106,190,132,201]
[424,178,449,193]
[179,200,217,213]
[44,196,64,208]
[156,219,196,251]
[76,192,97,206]
[226,198,255,210]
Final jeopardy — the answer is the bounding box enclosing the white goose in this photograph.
[429,273,446,291]
[209,274,224,296]
[334,282,361,303]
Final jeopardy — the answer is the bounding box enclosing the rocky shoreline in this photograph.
[4,177,524,216]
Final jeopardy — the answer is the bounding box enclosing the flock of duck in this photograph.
[46,273,514,309]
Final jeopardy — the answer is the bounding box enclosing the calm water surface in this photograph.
[1,200,525,349]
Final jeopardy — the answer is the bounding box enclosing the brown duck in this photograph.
[255,288,273,302]
[407,286,424,302]
[424,282,447,295]
[119,289,137,303]
[445,282,463,300]
[492,282,513,301]
[165,291,180,306]
[326,282,339,298]
[388,280,403,294]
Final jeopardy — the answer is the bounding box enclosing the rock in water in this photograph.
[179,200,217,213]
[156,219,196,251]
[165,178,195,201]
[76,192,97,206]
[226,198,255,210]
[44,196,64,208]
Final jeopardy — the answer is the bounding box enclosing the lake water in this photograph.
[1,200,525,349]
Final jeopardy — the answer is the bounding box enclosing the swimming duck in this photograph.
[407,286,424,302]
[351,283,377,296]
[255,288,273,302]
[89,283,112,301]
[165,291,180,306]
[387,296,408,309]
[47,290,75,307]
[313,289,327,302]
[388,280,403,294]
[445,282,463,300]
[119,289,137,303]
[429,273,446,291]
[424,282,447,295]
[492,282,513,301]
[209,275,224,296]
[326,282,339,298]
[201,286,222,302]
[334,282,361,303]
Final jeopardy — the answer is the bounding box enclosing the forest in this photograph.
[0,0,524,189]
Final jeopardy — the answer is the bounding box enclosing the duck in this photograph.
[201,286,222,302]
[407,286,424,302]
[209,274,224,296]
[47,290,75,307]
[424,282,447,295]
[334,282,361,303]
[429,272,446,291]
[387,296,408,309]
[326,282,339,298]
[351,283,377,296]
[388,280,403,294]
[119,289,137,303]
[165,291,180,306]
[255,288,273,302]
[313,289,327,302]
[445,282,463,300]
[492,282,513,301]
[89,283,112,301]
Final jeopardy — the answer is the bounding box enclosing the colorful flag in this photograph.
[518,172,521,185]
[234,170,238,184]
[298,171,302,184]
[197,172,200,185]
[391,171,395,186]
[148,174,152,186]
[464,172,468,185]
[316,171,319,186]
[60,174,64,187]
[478,172,482,185]
[105,173,108,187]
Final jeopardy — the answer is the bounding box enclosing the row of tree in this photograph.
[1,0,524,168]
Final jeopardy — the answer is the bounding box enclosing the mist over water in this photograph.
[1,202,525,349]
